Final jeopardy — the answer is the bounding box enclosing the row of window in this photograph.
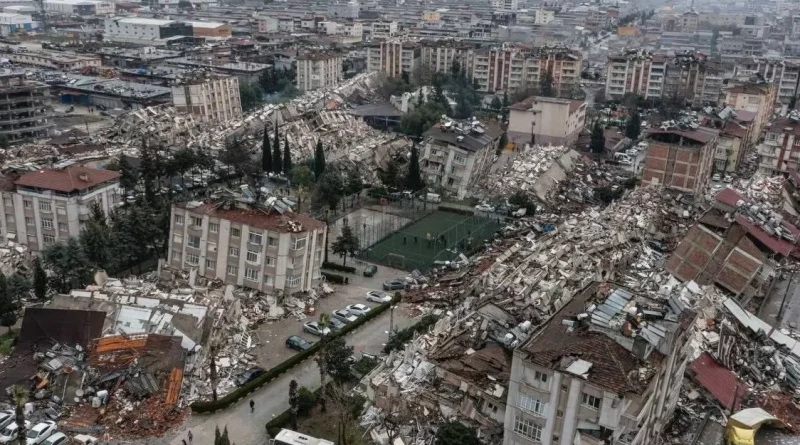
[176,214,300,247]
[171,249,300,287]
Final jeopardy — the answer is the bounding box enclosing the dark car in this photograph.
[327,317,346,331]
[286,335,314,351]
[363,265,378,277]
[235,367,266,387]
[383,279,407,291]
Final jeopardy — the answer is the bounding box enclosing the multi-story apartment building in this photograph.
[419,41,473,75]
[171,75,242,122]
[491,0,518,12]
[168,200,326,295]
[757,115,800,176]
[642,127,719,195]
[0,166,121,252]
[366,41,420,78]
[420,119,502,199]
[722,81,776,146]
[503,282,695,445]
[0,72,51,142]
[367,20,398,39]
[0,49,100,71]
[735,58,800,108]
[662,52,724,107]
[605,50,666,100]
[507,96,586,146]
[296,51,343,92]
[470,45,581,94]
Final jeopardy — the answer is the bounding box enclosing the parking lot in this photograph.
[248,261,417,369]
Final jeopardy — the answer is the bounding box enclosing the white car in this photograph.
[712,173,722,182]
[724,175,733,183]
[475,204,495,213]
[0,421,31,444]
[27,421,56,445]
[302,321,331,337]
[366,291,392,303]
[346,304,371,317]
[42,433,67,445]
[332,309,358,324]
[0,411,13,431]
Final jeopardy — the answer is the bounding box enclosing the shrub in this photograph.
[321,262,356,274]
[297,387,316,417]
[352,356,379,377]
[383,314,439,353]
[321,272,347,284]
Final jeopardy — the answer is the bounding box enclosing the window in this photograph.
[247,248,261,263]
[43,234,55,244]
[25,217,34,226]
[513,416,542,442]
[5,215,12,224]
[175,214,184,225]
[264,275,275,286]
[3,197,11,207]
[227,265,238,275]
[229,247,239,257]
[39,201,51,212]
[249,233,263,245]
[265,256,276,266]
[173,233,183,244]
[23,200,31,209]
[292,237,307,250]
[287,275,301,288]
[582,393,601,410]
[209,222,219,233]
[518,394,546,417]
[453,154,467,165]
[41,218,53,230]
[268,236,278,247]
[206,259,216,269]
[231,227,241,237]
[534,370,549,384]
[58,223,68,232]
[766,133,778,141]
[245,268,259,282]
[190,216,202,227]
[187,235,201,249]
[748,96,761,104]
[186,253,199,265]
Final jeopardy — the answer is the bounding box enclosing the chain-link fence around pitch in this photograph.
[357,209,502,271]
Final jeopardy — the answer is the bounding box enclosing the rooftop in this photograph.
[15,166,120,193]
[508,95,583,112]
[423,119,502,153]
[175,201,325,233]
[648,126,719,145]
[110,17,177,26]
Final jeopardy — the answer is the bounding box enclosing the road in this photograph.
[167,307,416,445]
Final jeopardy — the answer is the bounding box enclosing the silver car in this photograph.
[303,321,331,337]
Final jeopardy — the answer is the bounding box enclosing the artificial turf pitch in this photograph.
[360,210,501,271]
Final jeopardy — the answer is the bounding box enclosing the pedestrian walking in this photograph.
[182,440,187,445]
[250,399,255,413]
[187,430,193,443]
[403,236,407,245]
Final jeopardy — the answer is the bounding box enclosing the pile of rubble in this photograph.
[481,144,575,202]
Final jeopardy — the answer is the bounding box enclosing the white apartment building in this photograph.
[0,166,122,252]
[168,201,327,295]
[605,51,666,100]
[44,0,113,15]
[368,20,398,39]
[321,20,362,39]
[503,283,695,445]
[507,96,587,147]
[296,51,343,92]
[172,76,242,122]
[420,119,502,199]
[491,0,518,12]
[104,17,193,45]
[420,43,472,75]
[366,40,419,78]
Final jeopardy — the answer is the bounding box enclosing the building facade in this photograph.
[366,41,420,78]
[420,119,502,199]
[0,12,31,35]
[172,76,242,122]
[43,0,113,15]
[507,96,586,146]
[296,51,343,92]
[1,50,100,70]
[0,72,51,142]
[605,51,666,100]
[0,166,121,252]
[168,201,327,295]
[186,21,231,39]
[722,81,777,145]
[642,127,719,195]
[104,18,193,45]
[757,115,800,176]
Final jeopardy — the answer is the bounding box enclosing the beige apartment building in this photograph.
[507,96,586,147]
[366,40,420,78]
[296,51,343,92]
[503,282,695,445]
[0,166,122,252]
[722,81,776,146]
[168,201,327,295]
[605,51,666,100]
[171,75,242,122]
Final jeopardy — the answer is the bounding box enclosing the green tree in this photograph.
[332,223,359,266]
[118,156,138,195]
[42,238,93,293]
[378,159,400,189]
[454,90,473,119]
[139,142,159,202]
[590,120,606,154]
[540,68,555,97]
[435,421,481,445]
[321,337,354,383]
[508,192,536,215]
[345,171,364,195]
[11,386,28,445]
[0,273,16,327]
[261,129,273,173]
[314,140,326,178]
[220,139,256,181]
[32,257,47,300]
[7,273,29,301]
[289,380,299,430]
[80,202,113,270]
[283,136,292,175]
[490,95,502,111]
[497,132,508,155]
[291,165,314,188]
[400,101,444,138]
[272,126,282,174]
[625,110,642,140]
[404,144,424,192]
[214,426,232,445]
[297,386,317,417]
[312,169,344,211]
[239,82,264,112]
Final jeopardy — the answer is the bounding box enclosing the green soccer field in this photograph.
[359,210,502,271]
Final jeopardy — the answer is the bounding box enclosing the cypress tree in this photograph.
[314,140,326,178]
[273,125,282,174]
[261,128,272,173]
[283,135,292,175]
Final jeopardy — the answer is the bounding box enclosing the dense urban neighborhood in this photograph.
[0,0,799,444]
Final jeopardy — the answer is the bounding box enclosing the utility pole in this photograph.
[388,304,395,341]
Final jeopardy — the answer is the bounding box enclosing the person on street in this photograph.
[250,399,255,413]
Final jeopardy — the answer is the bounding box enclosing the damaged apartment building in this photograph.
[168,191,327,295]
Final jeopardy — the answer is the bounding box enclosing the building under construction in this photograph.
[0,71,52,142]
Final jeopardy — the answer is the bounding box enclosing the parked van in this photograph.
[425,192,441,203]
[613,152,632,163]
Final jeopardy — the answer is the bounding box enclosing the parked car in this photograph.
[332,309,358,324]
[235,367,266,387]
[303,321,331,337]
[286,335,314,351]
[363,265,378,277]
[366,290,392,303]
[712,173,722,182]
[327,317,346,331]
[383,279,407,291]
[0,411,13,431]
[71,435,98,445]
[474,203,495,213]
[0,421,30,444]
[346,303,371,317]
[27,421,56,445]
[41,433,67,445]
[724,175,733,183]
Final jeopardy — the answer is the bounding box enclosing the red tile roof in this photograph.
[716,187,745,208]
[15,167,120,193]
[179,202,325,233]
[691,352,749,411]
[736,214,795,257]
